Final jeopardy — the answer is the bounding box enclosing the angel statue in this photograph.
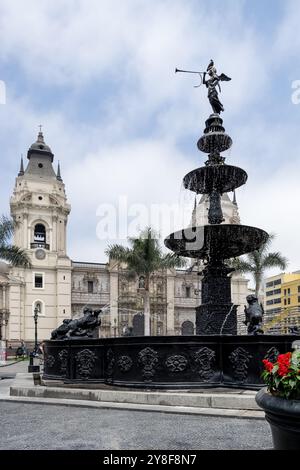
[203,60,231,114]
[175,60,231,114]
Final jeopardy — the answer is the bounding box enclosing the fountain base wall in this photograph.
[43,335,299,390]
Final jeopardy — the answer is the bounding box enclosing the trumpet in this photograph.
[175,68,205,74]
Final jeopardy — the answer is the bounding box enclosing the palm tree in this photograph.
[0,216,31,268]
[230,233,288,296]
[105,227,185,336]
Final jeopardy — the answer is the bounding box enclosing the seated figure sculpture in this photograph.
[244,294,264,335]
[51,307,102,340]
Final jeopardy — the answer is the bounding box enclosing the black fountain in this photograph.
[43,61,299,389]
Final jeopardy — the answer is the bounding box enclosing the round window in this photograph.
[38,163,43,168]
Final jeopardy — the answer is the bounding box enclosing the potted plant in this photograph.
[256,350,300,450]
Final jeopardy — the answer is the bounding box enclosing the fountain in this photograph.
[164,111,268,335]
[43,61,299,389]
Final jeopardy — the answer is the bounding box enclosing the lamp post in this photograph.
[28,305,40,373]
[33,305,40,355]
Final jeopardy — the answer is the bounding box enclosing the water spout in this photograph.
[219,303,235,335]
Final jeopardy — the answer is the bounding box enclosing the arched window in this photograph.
[181,320,194,336]
[34,224,46,243]
[31,223,49,250]
[33,300,45,316]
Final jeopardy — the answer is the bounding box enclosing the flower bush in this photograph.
[262,350,300,399]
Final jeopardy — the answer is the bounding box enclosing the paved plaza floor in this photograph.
[0,360,272,450]
[0,401,271,450]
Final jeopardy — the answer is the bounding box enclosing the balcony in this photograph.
[31,242,50,250]
[71,292,110,304]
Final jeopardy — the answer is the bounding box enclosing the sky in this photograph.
[0,0,300,280]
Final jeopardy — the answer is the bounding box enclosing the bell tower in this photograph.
[8,130,72,342]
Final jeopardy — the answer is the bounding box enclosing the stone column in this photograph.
[1,285,4,310]
[2,285,6,340]
[8,280,23,341]
[166,269,175,336]
[52,215,58,251]
[23,214,28,249]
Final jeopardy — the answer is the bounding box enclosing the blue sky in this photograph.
[0,0,300,277]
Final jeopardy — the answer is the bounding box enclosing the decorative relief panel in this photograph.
[138,347,159,382]
[229,347,252,382]
[75,349,97,379]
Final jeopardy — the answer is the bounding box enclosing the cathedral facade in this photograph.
[0,133,249,345]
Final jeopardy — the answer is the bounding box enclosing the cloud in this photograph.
[274,0,300,60]
[0,0,299,277]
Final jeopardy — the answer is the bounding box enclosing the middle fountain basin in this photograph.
[183,165,248,194]
[165,224,269,260]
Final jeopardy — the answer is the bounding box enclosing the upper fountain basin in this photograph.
[164,224,269,260]
[197,132,232,154]
[183,165,247,194]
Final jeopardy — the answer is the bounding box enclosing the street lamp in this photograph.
[33,305,40,355]
[28,304,40,373]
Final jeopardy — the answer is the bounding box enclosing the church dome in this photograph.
[27,131,54,162]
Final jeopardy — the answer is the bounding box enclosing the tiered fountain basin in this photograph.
[43,335,299,390]
[183,165,247,193]
[164,224,269,259]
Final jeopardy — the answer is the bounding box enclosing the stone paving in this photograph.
[0,360,29,397]
[0,361,272,450]
[0,401,272,450]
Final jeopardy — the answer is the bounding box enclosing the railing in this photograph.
[30,242,50,250]
[72,262,107,269]
[264,307,300,334]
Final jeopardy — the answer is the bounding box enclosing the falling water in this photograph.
[219,303,235,335]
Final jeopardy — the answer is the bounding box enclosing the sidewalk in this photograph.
[1,371,265,419]
[0,359,29,375]
[0,361,29,397]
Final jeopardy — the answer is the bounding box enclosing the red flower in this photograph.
[277,352,292,377]
[278,364,289,377]
[278,352,292,363]
[262,359,274,373]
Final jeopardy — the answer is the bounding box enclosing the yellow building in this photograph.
[264,272,300,333]
[281,277,300,309]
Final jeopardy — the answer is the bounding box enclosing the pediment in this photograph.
[21,193,32,202]
[49,195,59,205]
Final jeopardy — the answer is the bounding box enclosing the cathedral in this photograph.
[0,132,249,345]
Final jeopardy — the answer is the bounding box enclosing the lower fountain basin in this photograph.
[183,165,247,194]
[164,224,269,259]
[43,335,299,390]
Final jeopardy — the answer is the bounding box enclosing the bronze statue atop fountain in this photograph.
[175,59,231,114]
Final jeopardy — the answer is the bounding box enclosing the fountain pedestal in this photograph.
[196,263,237,334]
